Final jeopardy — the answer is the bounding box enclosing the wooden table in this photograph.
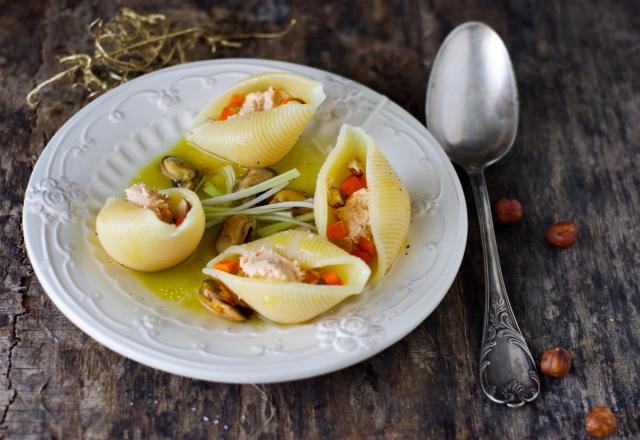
[2,1,639,438]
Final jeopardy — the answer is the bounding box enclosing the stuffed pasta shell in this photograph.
[314,124,410,285]
[186,72,326,167]
[96,184,205,272]
[202,230,370,324]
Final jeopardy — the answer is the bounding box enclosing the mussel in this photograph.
[347,158,364,176]
[269,189,311,215]
[269,188,307,204]
[236,168,277,190]
[327,187,344,208]
[197,278,252,322]
[215,215,257,253]
[160,156,198,189]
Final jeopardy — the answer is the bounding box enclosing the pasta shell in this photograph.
[186,72,326,167]
[202,230,370,324]
[96,188,205,272]
[314,124,411,285]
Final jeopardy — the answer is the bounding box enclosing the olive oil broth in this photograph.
[128,137,327,317]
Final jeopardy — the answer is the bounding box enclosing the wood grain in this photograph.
[1,0,639,438]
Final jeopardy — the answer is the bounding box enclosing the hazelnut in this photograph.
[546,221,578,248]
[584,406,617,437]
[540,347,572,377]
[492,198,523,225]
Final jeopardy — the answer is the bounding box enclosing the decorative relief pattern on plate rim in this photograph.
[25,177,87,223]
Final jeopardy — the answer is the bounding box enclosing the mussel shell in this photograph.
[216,215,257,253]
[236,168,277,190]
[269,189,307,203]
[160,156,198,188]
[269,188,312,215]
[198,278,251,321]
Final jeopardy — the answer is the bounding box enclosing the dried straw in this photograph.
[27,7,296,108]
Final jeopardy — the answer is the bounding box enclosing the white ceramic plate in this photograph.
[23,59,467,383]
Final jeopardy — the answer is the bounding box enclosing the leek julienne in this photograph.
[201,168,300,205]
[203,183,289,213]
[220,164,236,193]
[256,212,316,237]
[205,201,314,216]
[199,167,316,233]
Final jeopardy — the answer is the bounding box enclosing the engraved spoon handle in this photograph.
[468,170,540,407]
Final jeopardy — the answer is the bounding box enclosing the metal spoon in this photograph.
[426,22,540,407]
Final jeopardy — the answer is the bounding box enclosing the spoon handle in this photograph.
[468,170,540,407]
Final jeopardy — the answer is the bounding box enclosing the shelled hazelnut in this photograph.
[546,221,578,248]
[540,347,572,377]
[584,406,617,437]
[493,198,523,225]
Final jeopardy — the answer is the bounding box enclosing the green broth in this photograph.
[271,136,326,194]
[128,138,326,313]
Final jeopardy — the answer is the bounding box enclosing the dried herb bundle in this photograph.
[27,7,296,108]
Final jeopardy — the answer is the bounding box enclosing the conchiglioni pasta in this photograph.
[314,124,411,285]
[97,187,205,272]
[203,230,371,324]
[186,72,326,167]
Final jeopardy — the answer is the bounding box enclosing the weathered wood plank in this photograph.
[1,0,639,438]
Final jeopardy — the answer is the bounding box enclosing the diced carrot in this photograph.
[219,94,245,120]
[321,271,343,285]
[340,174,367,198]
[227,93,245,108]
[357,238,376,257]
[213,259,240,274]
[304,271,321,284]
[219,106,236,121]
[327,221,348,241]
[352,250,374,263]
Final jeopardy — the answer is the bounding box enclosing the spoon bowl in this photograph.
[427,22,519,171]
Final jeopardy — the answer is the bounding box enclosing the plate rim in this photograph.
[23,58,468,383]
